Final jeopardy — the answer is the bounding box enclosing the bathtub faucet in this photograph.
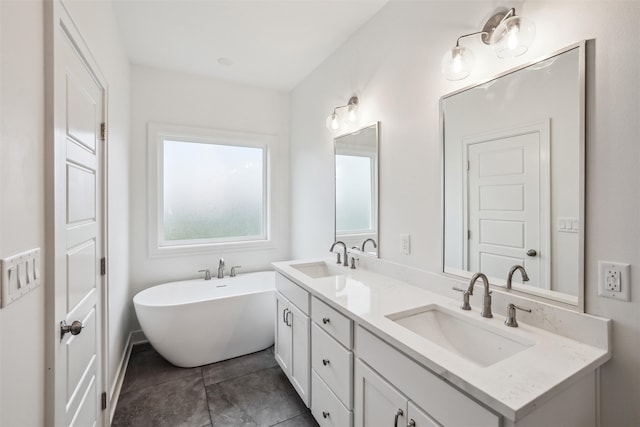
[217,258,225,279]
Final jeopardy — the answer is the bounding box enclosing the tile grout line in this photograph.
[201,367,214,427]
[203,362,280,388]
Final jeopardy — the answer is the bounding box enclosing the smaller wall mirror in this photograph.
[335,123,380,257]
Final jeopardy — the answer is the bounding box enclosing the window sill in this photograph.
[149,239,277,258]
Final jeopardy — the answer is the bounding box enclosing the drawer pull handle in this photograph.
[394,408,404,427]
[282,308,289,324]
[407,420,416,427]
[322,411,330,419]
[322,317,330,324]
[322,359,330,366]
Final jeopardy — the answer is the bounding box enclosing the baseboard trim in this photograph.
[109,330,148,423]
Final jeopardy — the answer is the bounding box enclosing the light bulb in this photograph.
[326,112,341,131]
[347,105,358,122]
[507,29,518,50]
[441,45,474,81]
[492,16,536,59]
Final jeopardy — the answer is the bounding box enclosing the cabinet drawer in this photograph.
[312,296,352,348]
[312,323,353,408]
[312,370,353,427]
[356,326,500,427]
[276,273,309,314]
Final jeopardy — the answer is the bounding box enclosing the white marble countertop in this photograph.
[272,257,611,422]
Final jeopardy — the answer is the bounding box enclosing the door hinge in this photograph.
[467,160,470,171]
[100,122,106,141]
[101,392,107,410]
[100,257,106,276]
[467,230,471,240]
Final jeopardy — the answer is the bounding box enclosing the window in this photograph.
[335,154,375,234]
[148,124,276,256]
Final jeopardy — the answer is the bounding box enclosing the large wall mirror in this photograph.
[441,42,585,308]
[335,122,379,257]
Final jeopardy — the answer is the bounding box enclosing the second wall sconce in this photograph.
[441,8,535,81]
[326,96,359,131]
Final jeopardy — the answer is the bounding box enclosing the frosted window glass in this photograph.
[335,154,373,233]
[162,140,264,242]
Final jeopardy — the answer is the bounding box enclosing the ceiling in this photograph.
[113,0,389,91]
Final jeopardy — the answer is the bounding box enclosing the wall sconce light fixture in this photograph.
[326,96,359,131]
[441,8,535,81]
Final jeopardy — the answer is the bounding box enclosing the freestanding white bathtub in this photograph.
[133,271,275,368]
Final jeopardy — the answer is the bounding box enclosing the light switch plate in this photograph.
[597,260,631,301]
[1,248,41,308]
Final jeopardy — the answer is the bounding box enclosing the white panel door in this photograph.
[289,302,310,406]
[465,123,549,289]
[49,5,106,426]
[354,359,407,427]
[274,292,292,373]
[407,401,441,427]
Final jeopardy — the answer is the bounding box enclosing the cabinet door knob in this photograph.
[322,411,330,419]
[394,408,404,427]
[407,420,416,427]
[322,359,330,366]
[322,317,330,324]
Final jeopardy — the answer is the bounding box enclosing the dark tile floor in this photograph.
[113,343,319,427]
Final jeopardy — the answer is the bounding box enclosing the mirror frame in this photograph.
[334,122,380,258]
[439,41,586,311]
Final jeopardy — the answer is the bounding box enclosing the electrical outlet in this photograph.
[598,261,631,301]
[605,269,621,291]
[400,234,411,255]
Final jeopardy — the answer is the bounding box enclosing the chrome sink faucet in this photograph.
[217,258,225,279]
[361,238,377,252]
[454,272,493,318]
[507,265,529,289]
[330,241,349,267]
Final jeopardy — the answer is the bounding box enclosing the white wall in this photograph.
[0,0,130,424]
[129,65,290,328]
[0,1,45,425]
[290,1,639,426]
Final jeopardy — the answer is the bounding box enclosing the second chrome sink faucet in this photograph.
[507,264,529,289]
[330,241,349,267]
[454,272,493,318]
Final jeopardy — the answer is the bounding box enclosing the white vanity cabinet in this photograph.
[275,273,310,406]
[310,296,354,427]
[355,326,500,427]
[355,359,440,427]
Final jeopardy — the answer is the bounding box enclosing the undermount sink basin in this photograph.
[387,304,534,367]
[290,261,340,279]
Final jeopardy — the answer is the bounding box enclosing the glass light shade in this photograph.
[491,16,536,59]
[347,104,359,123]
[441,45,474,81]
[326,112,342,131]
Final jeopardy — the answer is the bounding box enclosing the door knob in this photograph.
[526,249,537,257]
[60,320,84,339]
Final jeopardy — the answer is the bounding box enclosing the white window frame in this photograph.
[147,123,277,257]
